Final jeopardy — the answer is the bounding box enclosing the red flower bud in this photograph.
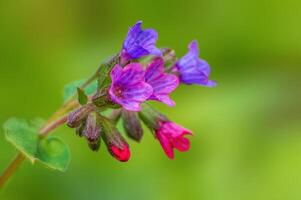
[100,117,131,162]
[110,143,131,162]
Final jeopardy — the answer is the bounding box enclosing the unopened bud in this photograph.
[100,117,130,162]
[122,110,143,142]
[83,112,101,151]
[67,104,93,128]
[75,120,86,137]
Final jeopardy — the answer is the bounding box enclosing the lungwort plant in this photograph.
[0,21,216,188]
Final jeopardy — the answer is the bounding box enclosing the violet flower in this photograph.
[109,63,153,111]
[145,57,179,106]
[175,40,216,87]
[156,121,192,159]
[121,21,162,62]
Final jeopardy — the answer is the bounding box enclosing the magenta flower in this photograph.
[156,121,192,159]
[175,40,216,87]
[122,21,162,60]
[109,63,153,111]
[145,57,179,106]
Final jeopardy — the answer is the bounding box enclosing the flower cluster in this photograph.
[67,21,216,161]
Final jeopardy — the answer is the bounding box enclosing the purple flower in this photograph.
[122,21,162,60]
[175,40,217,87]
[109,63,153,111]
[145,57,179,106]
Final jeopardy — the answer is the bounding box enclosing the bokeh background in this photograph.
[1,0,301,199]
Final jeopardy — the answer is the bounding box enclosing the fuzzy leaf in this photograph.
[77,87,88,105]
[4,118,40,162]
[63,79,97,102]
[36,137,70,172]
[3,118,70,172]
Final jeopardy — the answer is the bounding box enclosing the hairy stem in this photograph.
[0,153,25,189]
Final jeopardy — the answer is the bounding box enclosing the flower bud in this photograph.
[84,112,101,151]
[75,120,86,137]
[122,110,143,142]
[100,117,131,162]
[67,104,93,128]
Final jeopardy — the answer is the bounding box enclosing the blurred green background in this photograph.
[1,0,301,199]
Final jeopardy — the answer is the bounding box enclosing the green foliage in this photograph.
[97,64,113,89]
[3,118,70,172]
[77,87,88,105]
[4,118,39,162]
[36,137,70,172]
[63,79,97,102]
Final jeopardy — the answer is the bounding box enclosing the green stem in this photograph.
[0,153,25,189]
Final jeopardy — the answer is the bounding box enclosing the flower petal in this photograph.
[176,40,216,86]
[145,57,164,81]
[145,58,179,106]
[126,45,150,59]
[149,74,179,95]
[136,29,158,47]
[123,82,153,102]
[110,64,123,83]
[123,21,142,50]
[111,82,153,111]
[172,136,190,152]
[150,95,175,107]
[156,132,174,159]
[117,63,145,85]
[122,21,161,59]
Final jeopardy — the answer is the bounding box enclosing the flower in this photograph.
[139,104,192,159]
[155,121,192,159]
[109,63,153,111]
[145,57,179,106]
[122,21,162,60]
[175,40,217,87]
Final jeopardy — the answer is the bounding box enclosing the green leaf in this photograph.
[77,87,88,105]
[97,64,112,89]
[3,118,70,172]
[63,79,97,102]
[4,118,40,162]
[36,137,70,172]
